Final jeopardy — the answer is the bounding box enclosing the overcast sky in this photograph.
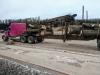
[0,0,99,20]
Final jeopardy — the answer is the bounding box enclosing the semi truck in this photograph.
[2,23,44,44]
[2,14,100,50]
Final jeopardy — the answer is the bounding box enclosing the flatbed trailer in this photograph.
[42,14,100,50]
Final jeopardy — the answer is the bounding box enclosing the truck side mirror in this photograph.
[8,28,11,31]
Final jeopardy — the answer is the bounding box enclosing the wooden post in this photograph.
[63,22,68,42]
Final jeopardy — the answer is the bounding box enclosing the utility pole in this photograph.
[86,10,88,20]
[82,5,85,20]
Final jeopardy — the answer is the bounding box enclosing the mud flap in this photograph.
[97,39,100,50]
[2,35,9,42]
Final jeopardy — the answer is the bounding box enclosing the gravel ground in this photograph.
[0,33,100,55]
[12,39,100,55]
[0,57,68,75]
[0,58,50,75]
[0,33,100,75]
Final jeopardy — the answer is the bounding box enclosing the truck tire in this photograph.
[2,35,9,42]
[97,39,100,50]
[27,36,36,44]
[37,37,44,43]
[20,36,27,43]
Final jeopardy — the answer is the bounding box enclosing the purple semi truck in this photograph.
[2,23,44,44]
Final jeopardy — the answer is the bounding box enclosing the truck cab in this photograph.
[2,23,44,44]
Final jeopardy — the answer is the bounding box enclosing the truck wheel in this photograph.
[20,36,27,43]
[2,35,9,42]
[37,37,44,43]
[97,39,100,50]
[28,36,36,44]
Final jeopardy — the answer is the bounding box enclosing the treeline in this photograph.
[0,17,41,24]
[76,19,100,24]
[0,17,100,30]
[0,17,41,30]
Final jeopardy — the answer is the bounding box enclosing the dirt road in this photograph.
[0,34,100,75]
[8,39,100,54]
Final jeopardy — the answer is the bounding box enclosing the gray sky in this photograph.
[0,0,99,20]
